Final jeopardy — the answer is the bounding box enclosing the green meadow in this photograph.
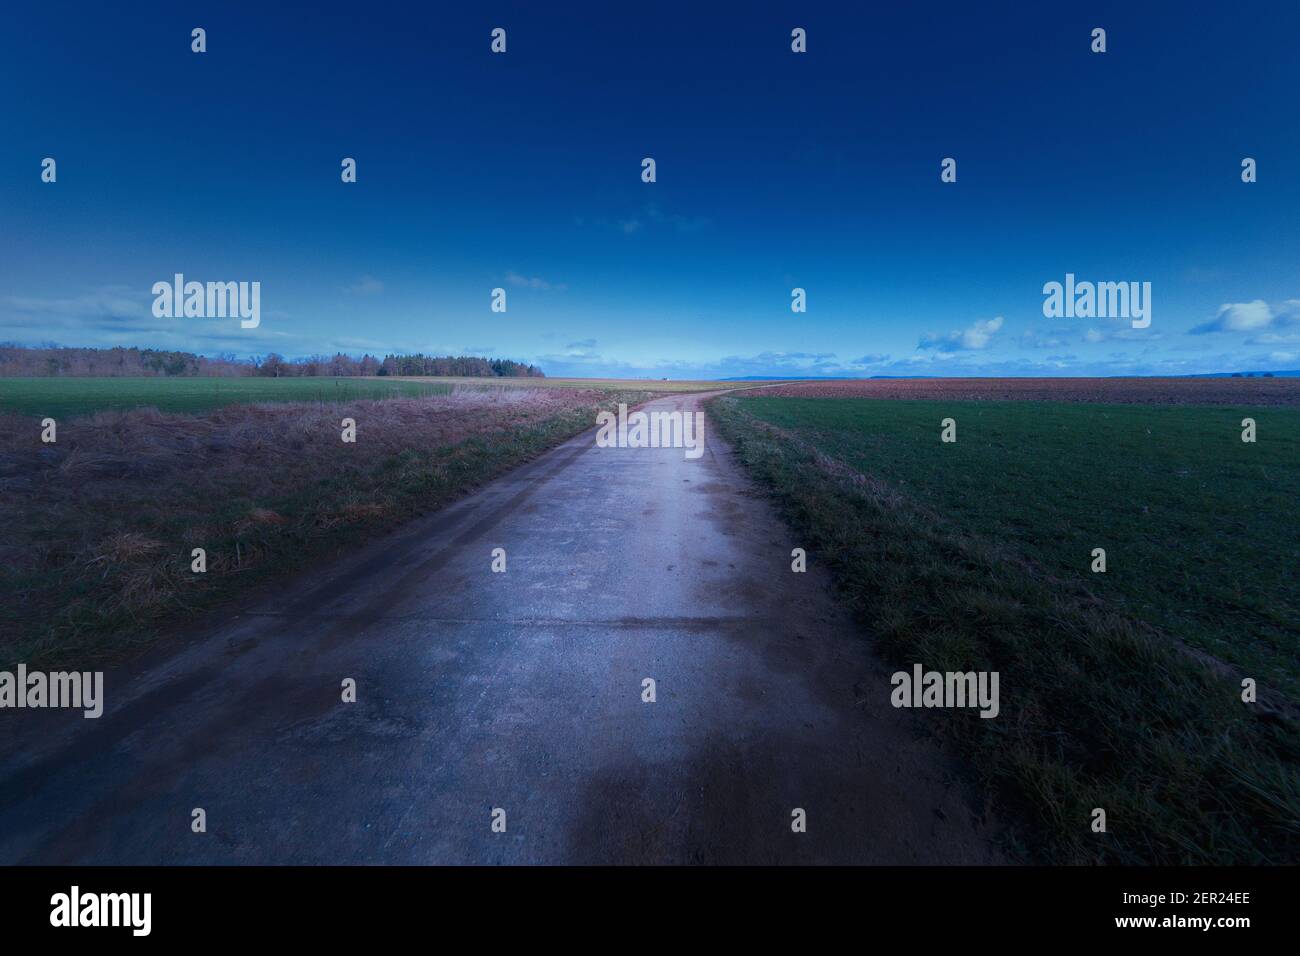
[728,396,1300,696]
[0,376,453,418]
[712,394,1299,864]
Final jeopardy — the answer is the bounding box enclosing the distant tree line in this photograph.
[0,345,544,379]
[371,354,543,378]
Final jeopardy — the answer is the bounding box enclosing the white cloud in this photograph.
[0,287,382,358]
[505,271,566,291]
[1021,328,1069,349]
[611,205,709,237]
[1247,330,1300,345]
[346,275,385,295]
[1189,299,1300,334]
[918,315,1003,351]
[1083,327,1163,344]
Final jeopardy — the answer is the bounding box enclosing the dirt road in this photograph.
[0,390,1000,864]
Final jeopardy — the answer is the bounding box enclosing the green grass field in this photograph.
[711,394,1299,864]
[731,396,1300,697]
[0,376,454,418]
[0,375,756,419]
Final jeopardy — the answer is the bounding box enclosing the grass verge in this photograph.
[1,387,655,669]
[709,394,1299,864]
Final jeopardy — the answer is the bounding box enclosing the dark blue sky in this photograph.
[3,1,1299,377]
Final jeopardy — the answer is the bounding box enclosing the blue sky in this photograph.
[2,1,1299,378]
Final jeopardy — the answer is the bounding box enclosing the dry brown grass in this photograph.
[0,387,650,665]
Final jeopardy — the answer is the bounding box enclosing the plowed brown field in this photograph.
[752,376,1300,405]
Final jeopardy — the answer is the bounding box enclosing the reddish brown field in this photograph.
[752,376,1300,405]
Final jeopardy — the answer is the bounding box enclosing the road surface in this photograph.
[0,390,1001,864]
